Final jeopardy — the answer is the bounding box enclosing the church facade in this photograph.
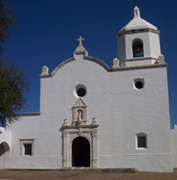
[0,6,177,172]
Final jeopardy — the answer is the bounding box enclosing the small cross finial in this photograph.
[77,36,85,45]
[134,5,140,17]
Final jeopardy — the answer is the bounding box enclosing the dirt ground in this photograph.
[0,169,177,180]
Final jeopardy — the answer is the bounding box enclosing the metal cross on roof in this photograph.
[77,36,85,45]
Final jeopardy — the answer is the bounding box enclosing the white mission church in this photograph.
[1,6,177,172]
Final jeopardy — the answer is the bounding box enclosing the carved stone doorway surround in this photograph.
[61,98,99,168]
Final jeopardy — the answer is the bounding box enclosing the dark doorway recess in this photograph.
[72,137,90,167]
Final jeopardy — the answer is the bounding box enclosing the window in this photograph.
[136,133,147,149]
[74,84,87,98]
[24,144,32,155]
[134,78,144,89]
[77,88,86,97]
[20,139,34,156]
[132,38,144,58]
[137,136,146,148]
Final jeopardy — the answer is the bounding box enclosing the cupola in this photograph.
[116,6,163,67]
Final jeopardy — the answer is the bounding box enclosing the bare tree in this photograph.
[0,0,29,125]
[0,0,17,53]
[0,60,29,124]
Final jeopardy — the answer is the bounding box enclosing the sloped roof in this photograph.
[73,98,87,108]
[119,6,157,32]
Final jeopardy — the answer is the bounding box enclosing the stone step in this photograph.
[5,168,137,173]
[62,168,136,173]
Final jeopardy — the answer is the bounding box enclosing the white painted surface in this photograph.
[171,126,177,168]
[1,53,172,172]
[0,127,11,149]
[0,6,174,172]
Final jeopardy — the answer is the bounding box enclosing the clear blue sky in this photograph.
[3,0,177,129]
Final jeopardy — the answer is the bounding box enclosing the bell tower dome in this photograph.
[116,6,164,67]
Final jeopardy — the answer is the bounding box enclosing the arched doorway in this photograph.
[72,137,90,167]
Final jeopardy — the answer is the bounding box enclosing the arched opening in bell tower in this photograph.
[132,38,144,58]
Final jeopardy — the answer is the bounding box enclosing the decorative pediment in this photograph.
[72,98,87,125]
[72,98,87,108]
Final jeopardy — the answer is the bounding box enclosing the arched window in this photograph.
[136,133,147,149]
[132,39,144,58]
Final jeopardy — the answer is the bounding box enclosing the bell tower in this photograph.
[116,6,164,67]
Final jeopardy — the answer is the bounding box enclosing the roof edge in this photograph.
[117,28,160,38]
[44,55,111,77]
[50,57,76,76]
[110,63,167,72]
[40,55,167,78]
[84,56,111,71]
[16,112,41,116]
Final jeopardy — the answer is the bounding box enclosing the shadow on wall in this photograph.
[0,142,10,156]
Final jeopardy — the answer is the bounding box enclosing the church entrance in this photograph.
[72,137,90,167]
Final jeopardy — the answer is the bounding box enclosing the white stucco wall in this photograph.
[125,58,156,66]
[171,126,177,168]
[0,128,11,148]
[1,53,172,172]
[0,5,173,171]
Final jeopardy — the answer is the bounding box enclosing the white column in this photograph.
[92,129,99,168]
[62,130,69,168]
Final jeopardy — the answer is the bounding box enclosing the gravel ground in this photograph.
[0,169,177,180]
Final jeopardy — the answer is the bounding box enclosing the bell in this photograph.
[136,46,141,53]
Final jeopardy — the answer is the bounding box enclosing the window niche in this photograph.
[24,144,32,155]
[72,98,87,125]
[136,133,147,149]
[20,139,34,156]
[74,84,87,98]
[132,38,144,58]
[134,78,144,89]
